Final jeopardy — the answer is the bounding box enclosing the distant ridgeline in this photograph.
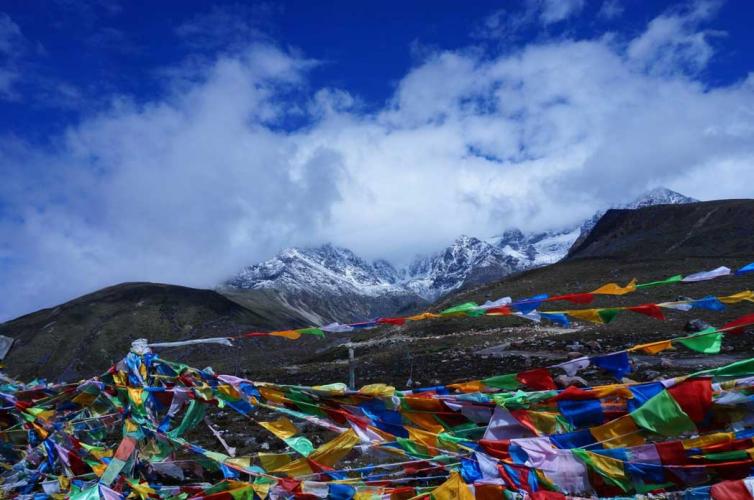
[220,188,698,324]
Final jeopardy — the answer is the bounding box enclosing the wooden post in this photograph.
[348,346,355,390]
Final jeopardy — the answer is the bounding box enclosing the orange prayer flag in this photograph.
[632,340,673,355]
[270,330,302,340]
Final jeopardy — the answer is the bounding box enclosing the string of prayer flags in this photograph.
[151,262,754,346]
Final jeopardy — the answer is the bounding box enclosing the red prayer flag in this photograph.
[668,378,713,423]
[627,304,665,320]
[377,317,406,326]
[655,440,688,466]
[516,368,557,391]
[722,313,754,334]
[549,293,594,305]
[711,479,754,499]
[486,306,511,315]
[479,439,511,459]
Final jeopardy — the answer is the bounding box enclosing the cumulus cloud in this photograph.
[0,45,344,319]
[2,1,754,320]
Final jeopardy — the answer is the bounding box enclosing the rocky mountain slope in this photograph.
[222,188,696,322]
[0,283,314,381]
[1,199,751,384]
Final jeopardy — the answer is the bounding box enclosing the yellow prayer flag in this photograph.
[429,471,475,500]
[274,429,360,477]
[406,312,441,321]
[526,411,568,436]
[719,291,754,304]
[130,481,157,500]
[252,480,272,499]
[259,452,292,472]
[590,384,634,400]
[259,417,299,440]
[403,412,445,434]
[407,426,440,453]
[127,387,144,406]
[358,384,395,397]
[590,415,645,448]
[216,384,241,400]
[583,450,629,486]
[683,432,734,449]
[591,279,637,295]
[567,309,604,324]
[448,380,486,393]
[259,386,287,405]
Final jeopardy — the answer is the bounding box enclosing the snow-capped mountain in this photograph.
[222,188,697,322]
[572,187,698,249]
[222,245,427,323]
[404,235,521,300]
[226,245,406,296]
[489,187,698,273]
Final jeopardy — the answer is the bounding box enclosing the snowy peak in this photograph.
[404,236,519,300]
[626,187,697,209]
[225,244,407,297]
[576,187,697,246]
[222,187,698,321]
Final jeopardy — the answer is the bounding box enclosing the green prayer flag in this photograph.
[598,308,620,323]
[636,275,683,289]
[168,399,206,439]
[483,373,521,390]
[703,449,749,462]
[677,328,722,354]
[229,487,255,500]
[698,357,754,379]
[297,327,325,338]
[396,437,431,458]
[441,302,479,315]
[284,436,315,457]
[69,485,100,500]
[438,432,470,448]
[630,389,696,436]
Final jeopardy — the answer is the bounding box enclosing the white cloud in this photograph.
[475,0,585,39]
[627,0,723,75]
[2,3,754,320]
[539,0,585,25]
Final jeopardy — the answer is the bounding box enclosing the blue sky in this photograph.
[1,0,754,320]
[4,1,752,139]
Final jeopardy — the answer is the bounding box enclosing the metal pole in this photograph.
[348,346,355,390]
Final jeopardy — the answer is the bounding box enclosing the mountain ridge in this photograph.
[222,188,697,322]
